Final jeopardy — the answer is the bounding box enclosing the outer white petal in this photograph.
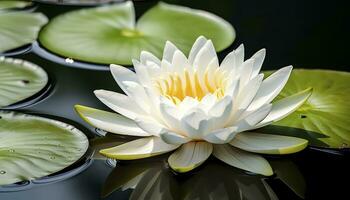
[248,66,293,111]
[140,51,161,66]
[203,126,238,144]
[110,64,139,96]
[188,36,208,64]
[100,137,180,160]
[234,44,244,70]
[250,48,266,78]
[220,51,235,73]
[160,132,191,145]
[238,59,254,89]
[230,132,308,154]
[213,144,273,176]
[237,74,264,110]
[163,41,179,62]
[168,142,213,173]
[75,105,150,136]
[94,90,147,120]
[257,88,312,127]
[208,96,233,129]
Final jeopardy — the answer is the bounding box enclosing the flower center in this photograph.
[154,68,228,104]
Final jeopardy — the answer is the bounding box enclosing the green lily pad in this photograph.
[259,69,350,149]
[0,111,89,186]
[34,0,120,5]
[0,57,48,107]
[0,1,32,11]
[0,12,48,53]
[39,1,235,65]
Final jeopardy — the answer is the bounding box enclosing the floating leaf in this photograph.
[0,12,48,53]
[0,57,48,107]
[0,111,89,186]
[39,1,235,65]
[33,0,120,5]
[259,69,350,149]
[0,1,32,11]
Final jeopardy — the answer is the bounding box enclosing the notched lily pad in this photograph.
[39,1,235,65]
[0,111,89,186]
[0,12,48,53]
[260,69,350,149]
[0,57,48,107]
[0,1,32,11]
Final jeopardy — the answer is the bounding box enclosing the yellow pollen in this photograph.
[155,68,226,104]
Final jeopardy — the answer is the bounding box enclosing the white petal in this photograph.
[193,40,217,71]
[94,90,147,120]
[188,36,208,64]
[236,104,272,132]
[123,81,151,113]
[234,44,245,69]
[110,64,139,96]
[203,127,238,144]
[220,51,235,73]
[168,142,212,173]
[248,66,293,111]
[208,96,233,129]
[100,137,180,160]
[75,105,150,136]
[140,51,160,66]
[134,117,167,136]
[181,108,209,139]
[132,59,152,87]
[237,74,264,110]
[163,41,179,62]
[257,88,312,127]
[238,59,254,89]
[230,132,308,154]
[160,132,191,145]
[250,48,266,78]
[213,144,273,176]
[159,100,183,133]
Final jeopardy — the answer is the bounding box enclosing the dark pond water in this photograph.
[0,0,349,199]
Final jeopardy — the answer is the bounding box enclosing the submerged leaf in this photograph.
[260,69,350,149]
[0,57,48,107]
[0,111,89,186]
[0,12,48,52]
[39,1,235,65]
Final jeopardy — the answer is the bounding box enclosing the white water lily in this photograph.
[75,36,311,176]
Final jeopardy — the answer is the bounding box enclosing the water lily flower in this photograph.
[75,36,312,176]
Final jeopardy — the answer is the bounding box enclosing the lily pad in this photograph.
[0,57,48,107]
[0,111,89,186]
[0,12,48,53]
[0,1,32,11]
[39,1,235,65]
[260,69,350,149]
[33,0,121,5]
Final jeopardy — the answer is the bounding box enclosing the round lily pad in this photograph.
[39,1,235,65]
[0,111,89,186]
[0,12,48,53]
[260,69,350,149]
[0,57,48,108]
[0,1,32,11]
[0,57,48,107]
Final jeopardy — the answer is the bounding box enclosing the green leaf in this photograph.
[260,69,350,149]
[39,1,235,65]
[0,1,32,11]
[0,57,48,107]
[0,12,48,53]
[0,111,89,186]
